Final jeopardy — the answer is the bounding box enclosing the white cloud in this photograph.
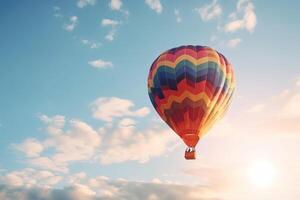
[237,0,250,11]
[109,0,122,11]
[77,0,96,8]
[90,42,100,49]
[87,176,119,198]
[224,0,256,33]
[90,97,150,122]
[195,0,222,21]
[101,19,119,41]
[89,97,175,164]
[9,97,164,173]
[151,178,162,184]
[70,16,78,23]
[174,9,182,23]
[63,16,78,32]
[72,183,96,196]
[0,177,219,200]
[8,97,177,174]
[98,122,178,164]
[39,114,65,135]
[1,168,61,188]
[81,39,101,49]
[224,19,244,32]
[227,38,242,47]
[28,156,68,173]
[67,172,87,184]
[101,18,121,42]
[14,116,101,173]
[88,59,113,69]
[44,119,101,164]
[118,118,136,127]
[105,29,116,41]
[145,0,163,14]
[12,139,44,158]
[101,18,119,26]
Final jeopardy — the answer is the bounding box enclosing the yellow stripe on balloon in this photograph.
[149,54,224,79]
[158,91,211,114]
[148,57,227,88]
[199,77,235,136]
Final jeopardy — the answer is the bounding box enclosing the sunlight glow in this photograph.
[247,159,277,188]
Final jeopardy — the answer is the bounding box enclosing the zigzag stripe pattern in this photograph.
[150,61,229,100]
[147,45,235,147]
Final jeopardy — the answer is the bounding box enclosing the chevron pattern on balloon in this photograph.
[148,45,235,148]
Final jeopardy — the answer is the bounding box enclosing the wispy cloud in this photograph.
[90,97,149,122]
[53,6,63,18]
[101,19,119,27]
[88,59,113,69]
[145,0,163,14]
[90,43,100,49]
[12,139,44,158]
[227,38,242,47]
[224,0,256,33]
[174,9,182,23]
[77,0,96,8]
[81,39,101,49]
[63,16,78,32]
[109,0,122,11]
[105,29,117,41]
[53,6,60,11]
[195,0,222,21]
[101,19,120,41]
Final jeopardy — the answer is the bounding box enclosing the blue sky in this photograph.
[1,0,300,199]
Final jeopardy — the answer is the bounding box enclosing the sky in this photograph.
[1,0,300,199]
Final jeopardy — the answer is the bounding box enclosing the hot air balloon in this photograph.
[147,45,235,160]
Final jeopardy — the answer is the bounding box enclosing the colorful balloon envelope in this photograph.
[147,45,235,159]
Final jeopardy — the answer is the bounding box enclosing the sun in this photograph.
[247,159,277,188]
